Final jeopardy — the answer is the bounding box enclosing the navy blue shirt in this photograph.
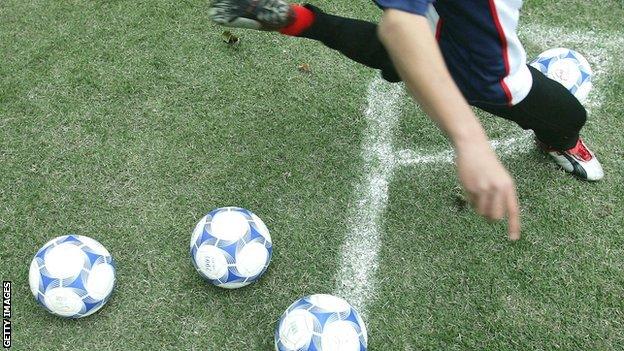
[373,0,533,106]
[375,0,433,16]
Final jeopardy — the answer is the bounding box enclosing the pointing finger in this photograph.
[506,188,521,241]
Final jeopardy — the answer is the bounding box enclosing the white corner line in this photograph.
[397,131,534,166]
[334,77,403,320]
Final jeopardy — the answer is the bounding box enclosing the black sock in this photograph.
[298,4,401,82]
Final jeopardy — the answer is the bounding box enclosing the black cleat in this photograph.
[208,0,295,31]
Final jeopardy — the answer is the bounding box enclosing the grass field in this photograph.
[1,0,623,349]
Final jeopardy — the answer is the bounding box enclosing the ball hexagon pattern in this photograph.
[190,207,273,289]
[530,47,593,103]
[29,235,116,318]
[275,294,368,351]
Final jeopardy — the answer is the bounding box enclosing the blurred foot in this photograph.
[208,0,295,31]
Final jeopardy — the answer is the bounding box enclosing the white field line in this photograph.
[397,131,533,166]
[335,23,618,323]
[333,77,403,319]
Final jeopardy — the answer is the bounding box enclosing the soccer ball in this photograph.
[275,294,368,351]
[29,235,116,318]
[190,207,273,289]
[530,48,593,103]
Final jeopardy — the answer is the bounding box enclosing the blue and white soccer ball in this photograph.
[275,294,368,351]
[530,47,593,103]
[28,235,116,318]
[190,207,273,289]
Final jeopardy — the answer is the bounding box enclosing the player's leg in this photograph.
[208,0,401,82]
[294,5,400,82]
[434,0,603,181]
[475,66,604,181]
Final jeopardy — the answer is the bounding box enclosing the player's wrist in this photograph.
[450,123,491,153]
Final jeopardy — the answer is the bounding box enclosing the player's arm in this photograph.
[378,9,521,240]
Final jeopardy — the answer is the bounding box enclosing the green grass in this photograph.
[1,0,623,350]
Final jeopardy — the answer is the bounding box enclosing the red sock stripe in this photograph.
[279,5,315,36]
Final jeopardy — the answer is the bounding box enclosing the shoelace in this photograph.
[567,139,592,161]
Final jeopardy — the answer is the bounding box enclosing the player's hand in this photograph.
[456,143,521,240]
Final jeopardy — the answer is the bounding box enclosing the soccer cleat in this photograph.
[537,138,604,181]
[208,0,295,31]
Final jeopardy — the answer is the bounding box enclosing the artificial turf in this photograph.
[1,0,623,349]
